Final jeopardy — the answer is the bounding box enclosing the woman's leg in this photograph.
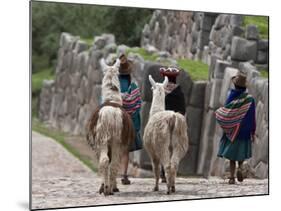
[161,165,167,183]
[121,151,131,185]
[229,160,236,184]
[237,160,244,182]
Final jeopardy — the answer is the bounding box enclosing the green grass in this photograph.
[260,69,269,78]
[177,59,209,81]
[32,118,97,172]
[243,16,269,39]
[32,68,54,96]
[126,47,158,61]
[80,37,93,46]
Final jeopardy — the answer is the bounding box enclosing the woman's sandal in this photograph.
[121,175,131,185]
[237,168,244,182]
[228,177,235,184]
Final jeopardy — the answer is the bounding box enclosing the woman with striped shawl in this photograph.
[118,54,142,185]
[215,71,256,184]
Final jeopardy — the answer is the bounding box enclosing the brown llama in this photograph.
[86,58,135,195]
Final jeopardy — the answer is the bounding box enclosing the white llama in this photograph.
[143,75,189,194]
[86,58,135,195]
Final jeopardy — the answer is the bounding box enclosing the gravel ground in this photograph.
[31,131,268,210]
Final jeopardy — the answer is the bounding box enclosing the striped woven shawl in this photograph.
[122,82,141,115]
[215,93,254,142]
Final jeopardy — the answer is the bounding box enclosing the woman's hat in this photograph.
[160,67,180,83]
[231,71,247,88]
[118,54,133,75]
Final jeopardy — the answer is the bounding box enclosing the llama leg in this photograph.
[161,149,172,194]
[151,157,160,191]
[170,154,180,193]
[98,145,110,196]
[109,145,121,193]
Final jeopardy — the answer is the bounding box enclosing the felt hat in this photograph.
[118,54,133,75]
[160,67,180,83]
[231,71,247,88]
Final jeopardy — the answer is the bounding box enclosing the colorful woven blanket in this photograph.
[215,92,254,142]
[122,82,141,115]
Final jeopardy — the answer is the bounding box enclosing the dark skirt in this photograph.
[129,111,142,152]
[217,135,252,161]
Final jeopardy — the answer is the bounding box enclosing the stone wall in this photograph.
[39,20,268,178]
[142,11,269,71]
[141,10,217,60]
[39,33,144,135]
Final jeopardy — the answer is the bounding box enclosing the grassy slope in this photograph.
[32,118,97,172]
[127,47,209,81]
[243,16,269,39]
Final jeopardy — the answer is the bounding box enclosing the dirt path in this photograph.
[31,131,268,210]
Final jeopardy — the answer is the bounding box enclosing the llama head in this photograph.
[149,75,168,99]
[100,58,121,91]
[100,58,122,104]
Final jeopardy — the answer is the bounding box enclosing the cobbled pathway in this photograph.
[32,131,268,210]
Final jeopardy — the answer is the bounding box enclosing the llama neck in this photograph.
[102,73,122,105]
[150,92,165,117]
[102,90,122,105]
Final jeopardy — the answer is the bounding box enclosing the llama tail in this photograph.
[171,113,189,158]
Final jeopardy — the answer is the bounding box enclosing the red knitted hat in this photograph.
[160,67,180,83]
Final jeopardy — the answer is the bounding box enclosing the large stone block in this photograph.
[256,50,268,64]
[230,15,243,26]
[74,40,88,54]
[219,67,239,105]
[38,80,55,121]
[246,25,259,40]
[189,81,207,108]
[213,60,232,79]
[178,145,199,175]
[186,106,204,145]
[254,161,268,179]
[209,78,223,109]
[231,36,257,61]
[197,109,217,176]
[231,25,244,37]
[214,14,230,30]
[140,101,151,136]
[141,62,165,102]
[258,39,269,51]
[201,14,216,31]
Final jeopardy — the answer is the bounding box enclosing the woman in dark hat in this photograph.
[159,67,186,183]
[118,54,142,185]
[215,71,256,184]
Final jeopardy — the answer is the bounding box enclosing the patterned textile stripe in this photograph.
[122,82,142,115]
[215,93,254,142]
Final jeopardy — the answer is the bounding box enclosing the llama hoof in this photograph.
[103,185,111,196]
[153,186,159,191]
[99,184,104,194]
[166,190,170,195]
[171,186,175,193]
[113,187,119,192]
[109,192,114,195]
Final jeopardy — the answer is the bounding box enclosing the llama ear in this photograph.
[113,58,120,69]
[149,75,156,89]
[99,58,110,74]
[163,76,169,88]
